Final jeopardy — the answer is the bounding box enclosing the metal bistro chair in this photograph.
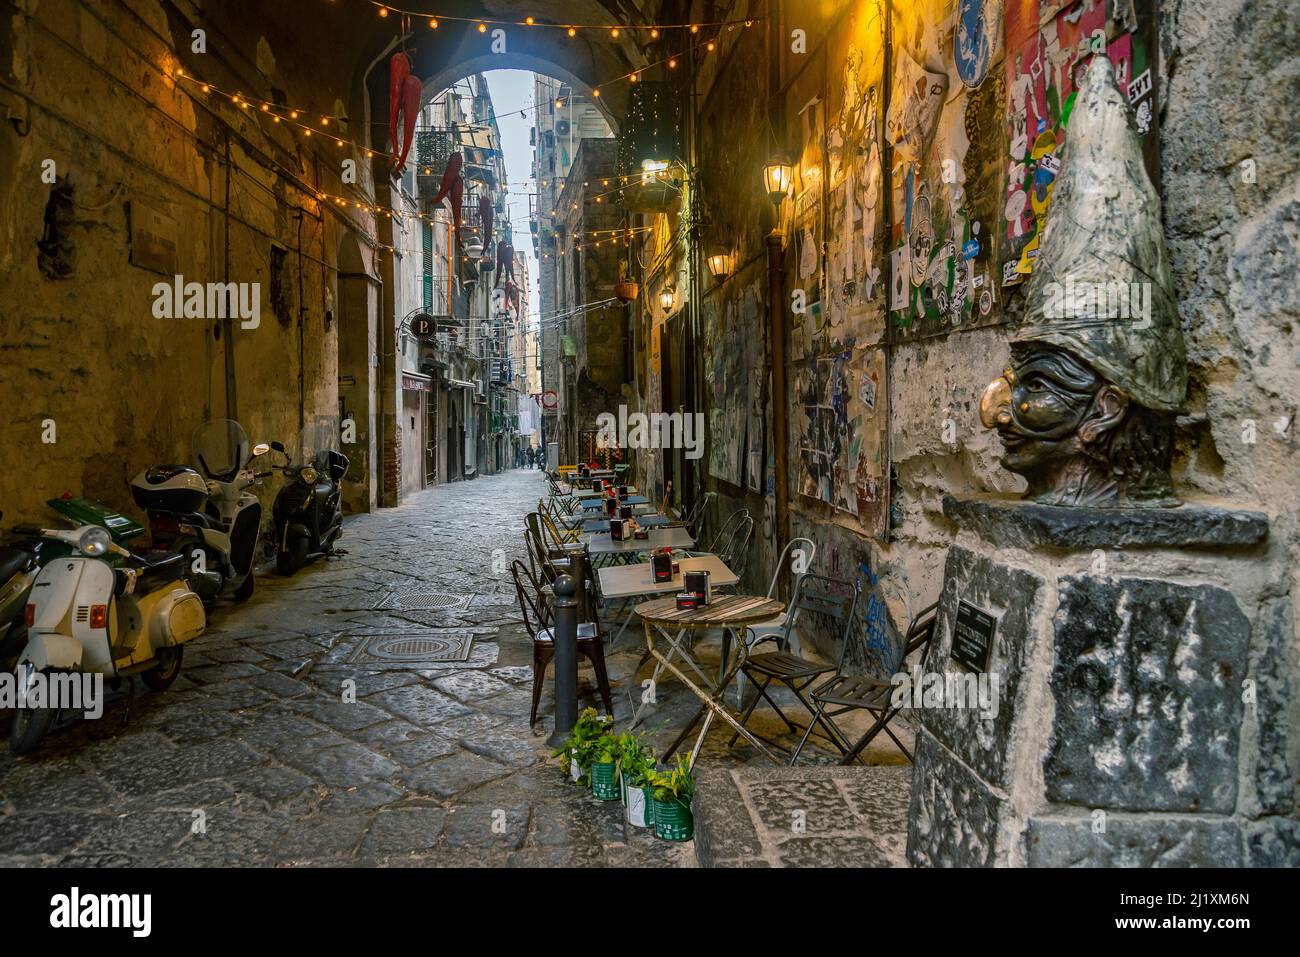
[539,499,581,543]
[511,560,613,726]
[681,491,717,541]
[743,537,818,655]
[730,537,818,705]
[791,602,940,766]
[726,574,862,758]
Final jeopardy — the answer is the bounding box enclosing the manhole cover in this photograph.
[374,589,473,612]
[349,632,475,663]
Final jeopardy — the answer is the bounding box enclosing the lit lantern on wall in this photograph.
[762,154,793,205]
[658,286,675,311]
[706,248,732,278]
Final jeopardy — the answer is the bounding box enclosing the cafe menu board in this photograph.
[951,599,997,673]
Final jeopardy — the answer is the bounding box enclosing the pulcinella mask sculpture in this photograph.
[979,57,1186,508]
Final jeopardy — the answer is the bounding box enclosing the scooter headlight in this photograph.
[78,527,111,557]
[299,466,318,486]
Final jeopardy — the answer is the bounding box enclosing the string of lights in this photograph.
[367,2,758,34]
[380,223,651,260]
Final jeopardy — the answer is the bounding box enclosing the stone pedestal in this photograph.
[905,496,1297,867]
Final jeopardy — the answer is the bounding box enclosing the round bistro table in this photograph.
[632,594,786,766]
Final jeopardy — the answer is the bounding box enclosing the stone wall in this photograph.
[623,0,1298,852]
[0,0,382,525]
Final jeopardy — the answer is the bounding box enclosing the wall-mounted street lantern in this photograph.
[706,247,733,278]
[658,286,675,311]
[762,154,793,205]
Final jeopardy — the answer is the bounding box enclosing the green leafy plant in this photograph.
[647,753,694,805]
[591,732,617,767]
[613,732,655,789]
[551,708,613,783]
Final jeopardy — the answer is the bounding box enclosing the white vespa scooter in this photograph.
[9,524,205,755]
[130,419,274,604]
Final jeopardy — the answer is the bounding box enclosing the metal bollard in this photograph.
[547,573,579,747]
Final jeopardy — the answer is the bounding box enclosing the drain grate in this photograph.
[349,631,475,663]
[374,589,474,612]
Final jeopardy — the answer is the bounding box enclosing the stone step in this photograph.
[691,764,914,867]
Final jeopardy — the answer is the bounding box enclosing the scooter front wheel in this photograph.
[233,569,255,602]
[276,536,309,576]
[9,679,56,756]
[141,646,184,692]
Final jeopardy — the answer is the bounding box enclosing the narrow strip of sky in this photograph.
[484,69,540,329]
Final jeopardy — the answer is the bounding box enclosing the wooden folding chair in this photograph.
[790,603,940,766]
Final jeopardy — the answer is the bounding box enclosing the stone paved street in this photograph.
[0,469,912,867]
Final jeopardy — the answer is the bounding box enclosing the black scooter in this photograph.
[269,442,348,575]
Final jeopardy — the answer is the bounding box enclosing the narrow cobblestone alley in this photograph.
[0,470,703,867]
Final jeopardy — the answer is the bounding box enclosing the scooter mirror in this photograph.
[270,441,286,453]
[253,443,270,456]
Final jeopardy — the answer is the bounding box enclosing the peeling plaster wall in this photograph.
[0,0,379,526]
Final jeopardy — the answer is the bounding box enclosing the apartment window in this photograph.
[421,222,434,312]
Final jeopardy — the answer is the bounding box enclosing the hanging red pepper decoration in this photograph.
[450,175,464,247]
[395,73,422,172]
[431,152,463,207]
[388,53,410,158]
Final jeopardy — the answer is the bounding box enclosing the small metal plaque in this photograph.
[951,599,997,673]
[128,200,178,275]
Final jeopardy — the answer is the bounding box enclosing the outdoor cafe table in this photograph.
[571,485,638,499]
[580,496,649,514]
[596,554,737,643]
[631,594,787,767]
[582,524,693,559]
[581,513,673,533]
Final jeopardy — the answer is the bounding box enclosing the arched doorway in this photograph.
[336,231,379,513]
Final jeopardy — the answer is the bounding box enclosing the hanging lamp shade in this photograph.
[762,154,794,203]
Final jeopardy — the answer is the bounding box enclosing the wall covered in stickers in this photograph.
[777,0,1160,544]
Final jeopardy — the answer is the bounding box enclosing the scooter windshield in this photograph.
[192,419,249,481]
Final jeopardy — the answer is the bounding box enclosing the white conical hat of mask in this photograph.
[1016,56,1186,413]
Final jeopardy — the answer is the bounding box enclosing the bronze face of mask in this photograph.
[980,345,1101,477]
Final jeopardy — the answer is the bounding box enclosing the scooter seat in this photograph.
[135,551,187,593]
[0,546,29,583]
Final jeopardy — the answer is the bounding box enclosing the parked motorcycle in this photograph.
[1,498,147,672]
[130,419,275,604]
[9,524,205,755]
[269,442,348,575]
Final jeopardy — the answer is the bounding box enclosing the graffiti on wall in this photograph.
[704,275,766,491]
[782,0,892,539]
[794,345,888,528]
[887,0,1005,339]
[1001,0,1160,286]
